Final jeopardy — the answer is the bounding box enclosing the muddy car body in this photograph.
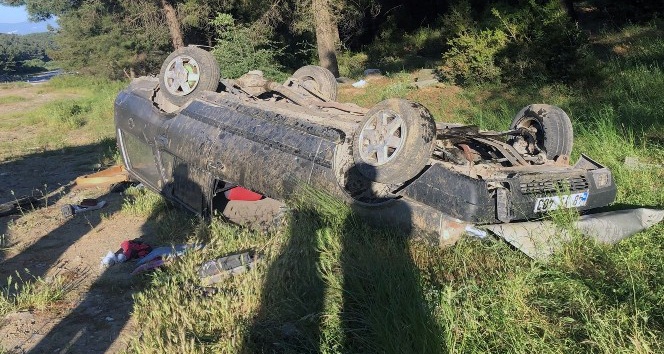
[114,47,617,243]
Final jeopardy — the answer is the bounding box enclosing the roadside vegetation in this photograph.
[0,75,123,160]
[0,32,56,77]
[0,0,663,352]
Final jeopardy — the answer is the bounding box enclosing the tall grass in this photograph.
[0,273,75,318]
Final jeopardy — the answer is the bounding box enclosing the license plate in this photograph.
[533,191,589,213]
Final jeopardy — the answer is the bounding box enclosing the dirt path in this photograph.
[0,85,150,353]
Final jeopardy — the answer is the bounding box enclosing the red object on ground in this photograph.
[225,187,263,201]
[120,240,153,259]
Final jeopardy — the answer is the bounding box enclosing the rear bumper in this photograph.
[400,156,617,224]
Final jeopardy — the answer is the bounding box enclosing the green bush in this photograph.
[337,51,368,78]
[494,1,588,83]
[439,0,587,85]
[439,28,508,84]
[210,13,285,80]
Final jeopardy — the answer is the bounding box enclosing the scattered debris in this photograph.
[412,68,436,82]
[363,69,381,76]
[131,259,165,275]
[73,165,130,189]
[409,79,441,89]
[335,77,354,84]
[351,79,367,88]
[120,240,152,260]
[136,244,204,266]
[485,208,664,259]
[199,251,262,286]
[465,225,488,239]
[0,196,44,217]
[101,251,120,267]
[60,199,107,219]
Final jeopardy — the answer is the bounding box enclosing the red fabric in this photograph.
[226,187,263,201]
[120,240,152,259]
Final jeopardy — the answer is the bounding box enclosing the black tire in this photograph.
[353,99,436,184]
[509,104,573,159]
[159,46,220,106]
[290,65,338,101]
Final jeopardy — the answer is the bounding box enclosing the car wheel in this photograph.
[510,104,573,159]
[159,46,220,106]
[353,99,436,184]
[289,65,338,101]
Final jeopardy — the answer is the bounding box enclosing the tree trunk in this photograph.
[161,0,184,49]
[312,0,340,77]
[559,0,577,21]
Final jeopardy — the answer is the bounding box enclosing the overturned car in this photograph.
[114,46,626,254]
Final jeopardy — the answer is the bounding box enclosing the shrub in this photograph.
[337,51,368,78]
[439,0,588,85]
[210,13,285,80]
[439,29,508,84]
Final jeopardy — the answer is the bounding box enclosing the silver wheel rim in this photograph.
[358,110,407,166]
[164,55,201,96]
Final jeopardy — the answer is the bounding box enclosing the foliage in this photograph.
[438,0,587,85]
[210,13,285,80]
[492,0,588,83]
[439,28,508,84]
[336,51,368,78]
[0,32,56,74]
[51,1,170,79]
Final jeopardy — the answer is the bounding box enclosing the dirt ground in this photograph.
[0,83,287,353]
[0,85,152,353]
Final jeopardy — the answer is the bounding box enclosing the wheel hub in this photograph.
[358,110,407,166]
[164,55,201,96]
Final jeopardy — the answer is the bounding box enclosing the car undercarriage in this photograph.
[113,46,663,258]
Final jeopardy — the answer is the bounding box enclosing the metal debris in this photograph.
[485,208,664,259]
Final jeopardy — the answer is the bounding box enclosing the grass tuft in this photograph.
[0,272,75,317]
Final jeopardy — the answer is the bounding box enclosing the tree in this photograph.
[1,0,187,50]
[161,0,184,49]
[312,0,340,77]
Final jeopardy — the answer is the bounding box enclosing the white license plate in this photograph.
[533,191,589,213]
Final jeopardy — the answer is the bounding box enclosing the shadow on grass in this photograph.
[245,165,445,352]
[243,208,327,351]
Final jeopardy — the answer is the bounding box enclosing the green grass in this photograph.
[0,96,27,105]
[0,272,75,317]
[0,75,125,159]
